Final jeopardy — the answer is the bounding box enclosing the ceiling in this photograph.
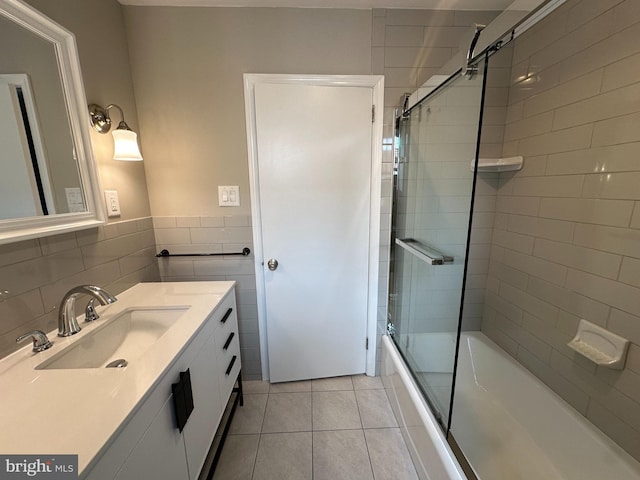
[117,0,515,10]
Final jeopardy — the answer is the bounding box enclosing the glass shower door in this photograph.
[390,58,487,429]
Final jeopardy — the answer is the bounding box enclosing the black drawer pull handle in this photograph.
[226,355,237,376]
[220,307,233,324]
[223,332,235,350]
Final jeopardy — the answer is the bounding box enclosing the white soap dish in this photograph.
[567,319,629,369]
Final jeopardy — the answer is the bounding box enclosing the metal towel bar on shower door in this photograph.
[395,238,454,265]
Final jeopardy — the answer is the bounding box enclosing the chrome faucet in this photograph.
[58,285,117,337]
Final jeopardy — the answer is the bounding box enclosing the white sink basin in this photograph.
[37,307,188,370]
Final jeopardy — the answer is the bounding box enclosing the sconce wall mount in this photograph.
[88,103,143,161]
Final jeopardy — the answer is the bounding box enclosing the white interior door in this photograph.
[246,75,382,383]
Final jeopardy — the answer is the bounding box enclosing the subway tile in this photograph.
[500,282,559,323]
[154,228,191,245]
[510,64,562,106]
[372,47,385,74]
[0,289,45,336]
[75,227,105,247]
[592,111,640,147]
[0,239,41,268]
[566,269,640,317]
[484,289,524,324]
[504,111,554,142]
[507,215,575,243]
[488,258,529,291]
[538,198,634,227]
[602,52,640,91]
[522,68,603,118]
[558,20,640,84]
[554,82,640,131]
[0,249,85,297]
[152,216,176,228]
[158,258,195,278]
[384,68,419,88]
[495,196,540,216]
[533,238,622,279]
[546,143,640,175]
[529,9,614,74]
[517,124,593,157]
[81,233,144,270]
[566,0,624,32]
[494,312,552,363]
[512,6,568,66]
[574,223,640,257]
[453,10,500,27]
[491,229,534,254]
[512,175,584,198]
[224,215,251,227]
[620,257,640,288]
[503,249,568,286]
[39,233,78,256]
[583,172,640,200]
[612,0,640,34]
[608,309,640,346]
[527,276,611,325]
[200,216,225,227]
[175,216,200,227]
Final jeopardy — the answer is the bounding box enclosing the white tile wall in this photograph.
[482,0,640,461]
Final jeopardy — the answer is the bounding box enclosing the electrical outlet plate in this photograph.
[218,186,240,207]
[104,190,121,217]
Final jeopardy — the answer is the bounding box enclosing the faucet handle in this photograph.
[85,298,100,322]
[16,330,53,353]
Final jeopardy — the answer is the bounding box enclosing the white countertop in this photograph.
[0,281,235,475]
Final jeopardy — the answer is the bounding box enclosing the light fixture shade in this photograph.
[112,129,143,161]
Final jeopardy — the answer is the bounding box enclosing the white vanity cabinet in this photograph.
[85,288,241,480]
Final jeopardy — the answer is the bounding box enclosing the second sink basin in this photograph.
[37,307,188,370]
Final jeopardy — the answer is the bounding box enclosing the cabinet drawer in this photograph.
[211,294,236,330]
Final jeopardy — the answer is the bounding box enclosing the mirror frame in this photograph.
[0,0,104,245]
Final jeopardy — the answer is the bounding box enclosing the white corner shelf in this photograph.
[470,156,524,172]
[567,319,630,370]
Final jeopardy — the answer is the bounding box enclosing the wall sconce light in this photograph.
[88,103,143,161]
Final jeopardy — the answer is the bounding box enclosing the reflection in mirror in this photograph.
[0,12,84,220]
[0,0,103,244]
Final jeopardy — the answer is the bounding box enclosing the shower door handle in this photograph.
[267,259,279,271]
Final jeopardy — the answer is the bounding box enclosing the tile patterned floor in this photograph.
[213,375,418,480]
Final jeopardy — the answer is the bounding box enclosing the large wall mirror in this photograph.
[0,0,104,244]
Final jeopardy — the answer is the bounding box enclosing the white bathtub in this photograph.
[382,332,640,480]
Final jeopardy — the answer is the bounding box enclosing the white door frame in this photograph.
[244,73,384,380]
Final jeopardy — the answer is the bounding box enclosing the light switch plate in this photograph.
[218,186,240,207]
[104,190,121,217]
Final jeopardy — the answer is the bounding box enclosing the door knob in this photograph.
[267,259,279,271]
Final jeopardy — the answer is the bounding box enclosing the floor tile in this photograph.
[313,430,374,480]
[312,376,354,391]
[262,392,312,433]
[212,434,259,480]
[269,380,312,393]
[356,389,398,428]
[364,428,418,480]
[243,380,270,394]
[252,432,312,480]
[313,391,362,431]
[352,374,384,390]
[229,394,267,434]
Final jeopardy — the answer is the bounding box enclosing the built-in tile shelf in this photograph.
[470,156,523,172]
